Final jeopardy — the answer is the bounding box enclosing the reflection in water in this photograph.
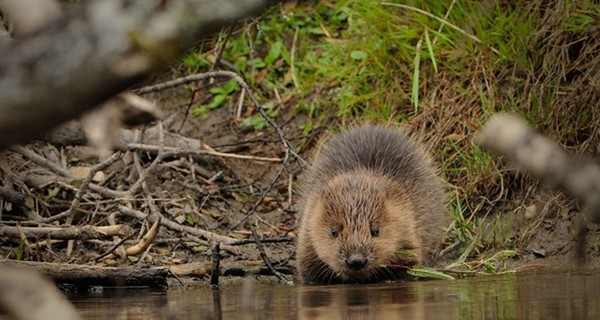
[69,270,600,319]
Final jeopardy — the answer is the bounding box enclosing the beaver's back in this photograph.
[306,126,432,184]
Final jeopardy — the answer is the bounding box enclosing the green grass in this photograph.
[181,0,600,273]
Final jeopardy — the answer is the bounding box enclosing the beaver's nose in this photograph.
[346,255,368,270]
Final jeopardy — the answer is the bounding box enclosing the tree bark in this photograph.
[0,0,279,148]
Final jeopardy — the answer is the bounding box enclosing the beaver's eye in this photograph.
[331,227,339,238]
[371,227,380,237]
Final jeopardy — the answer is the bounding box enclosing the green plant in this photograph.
[242,102,279,130]
[192,79,239,117]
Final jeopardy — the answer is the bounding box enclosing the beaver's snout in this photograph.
[345,254,368,270]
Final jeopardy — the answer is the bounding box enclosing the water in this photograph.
[69,270,600,319]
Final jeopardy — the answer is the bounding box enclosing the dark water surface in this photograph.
[69,270,600,319]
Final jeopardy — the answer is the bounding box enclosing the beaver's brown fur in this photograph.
[296,126,447,284]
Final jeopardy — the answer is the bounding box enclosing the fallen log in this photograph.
[0,260,168,288]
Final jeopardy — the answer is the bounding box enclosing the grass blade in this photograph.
[412,38,422,113]
[408,266,455,280]
[424,29,437,73]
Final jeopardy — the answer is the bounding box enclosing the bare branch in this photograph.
[0,224,133,240]
[126,217,161,256]
[118,205,236,243]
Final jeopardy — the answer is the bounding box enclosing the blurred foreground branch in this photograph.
[0,267,81,320]
[0,0,279,148]
[478,113,600,223]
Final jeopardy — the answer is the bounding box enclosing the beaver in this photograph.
[296,126,447,284]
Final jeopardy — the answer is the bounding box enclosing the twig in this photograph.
[134,70,307,166]
[95,233,135,262]
[63,153,122,258]
[168,268,188,288]
[137,243,154,264]
[287,173,293,205]
[381,2,500,55]
[236,88,246,119]
[210,242,221,288]
[0,186,26,204]
[230,149,290,229]
[126,123,166,196]
[15,223,31,248]
[438,239,462,259]
[432,0,456,46]
[11,145,130,199]
[178,90,199,134]
[182,25,236,133]
[10,145,70,177]
[118,205,236,243]
[210,23,236,72]
[126,217,161,256]
[228,236,293,246]
[290,27,299,89]
[0,224,133,240]
[222,265,295,277]
[139,70,303,238]
[251,229,288,284]
[44,152,123,224]
[127,143,282,163]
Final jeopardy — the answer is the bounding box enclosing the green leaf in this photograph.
[185,213,196,225]
[47,187,60,200]
[350,50,368,60]
[16,239,25,261]
[249,58,267,69]
[212,95,227,108]
[308,27,326,35]
[264,41,283,65]
[424,29,438,73]
[209,86,226,95]
[412,38,422,113]
[408,266,455,280]
[223,79,239,94]
[242,114,269,131]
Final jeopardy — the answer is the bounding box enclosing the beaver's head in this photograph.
[306,170,421,283]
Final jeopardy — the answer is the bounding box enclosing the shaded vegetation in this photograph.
[183,0,600,273]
